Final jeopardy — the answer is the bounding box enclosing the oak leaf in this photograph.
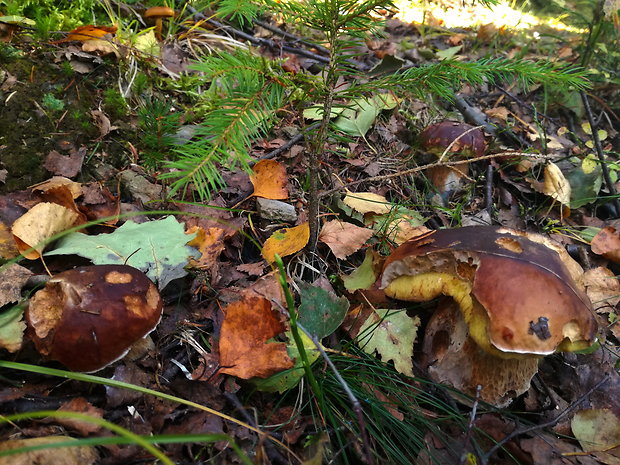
[219,296,294,379]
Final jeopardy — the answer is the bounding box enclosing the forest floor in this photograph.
[0,1,619,464]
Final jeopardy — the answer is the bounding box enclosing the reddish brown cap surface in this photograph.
[382,226,597,356]
[26,265,162,372]
[419,121,486,158]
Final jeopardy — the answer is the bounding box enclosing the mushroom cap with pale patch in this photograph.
[381,226,597,357]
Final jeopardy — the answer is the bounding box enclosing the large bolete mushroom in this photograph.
[381,226,597,405]
[26,265,163,372]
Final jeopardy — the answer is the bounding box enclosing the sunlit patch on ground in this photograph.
[393,0,585,33]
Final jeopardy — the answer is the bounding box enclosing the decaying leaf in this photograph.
[342,248,382,292]
[0,263,32,307]
[542,162,571,206]
[358,309,419,377]
[591,227,620,264]
[186,225,226,272]
[572,409,620,456]
[250,159,288,200]
[0,436,97,465]
[343,191,392,215]
[262,222,309,263]
[219,296,294,379]
[298,282,349,339]
[0,221,19,259]
[0,304,26,353]
[318,220,373,259]
[12,202,81,259]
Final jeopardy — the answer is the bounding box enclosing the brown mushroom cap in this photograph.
[419,121,486,158]
[143,6,175,19]
[381,226,597,357]
[26,265,162,372]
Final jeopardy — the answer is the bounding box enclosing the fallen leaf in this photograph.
[298,282,349,339]
[186,226,226,272]
[318,220,373,259]
[0,436,98,465]
[0,304,25,352]
[91,110,118,141]
[56,397,105,436]
[543,162,571,206]
[12,202,81,259]
[262,222,309,263]
[343,191,392,214]
[579,267,620,313]
[342,248,381,292]
[334,94,398,136]
[0,221,19,259]
[219,296,294,379]
[250,159,288,200]
[358,309,420,377]
[572,409,620,456]
[0,263,32,307]
[82,38,120,57]
[43,148,86,178]
[46,216,197,289]
[63,24,118,42]
[591,227,620,263]
[236,262,265,276]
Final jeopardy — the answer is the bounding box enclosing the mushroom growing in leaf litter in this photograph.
[144,6,175,40]
[419,121,486,198]
[26,265,162,372]
[381,226,597,406]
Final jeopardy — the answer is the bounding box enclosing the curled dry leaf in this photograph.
[186,225,226,272]
[12,202,81,259]
[591,227,620,264]
[250,159,288,200]
[64,25,118,42]
[319,219,373,259]
[31,176,82,198]
[219,296,294,379]
[542,162,571,206]
[0,436,97,465]
[262,222,309,263]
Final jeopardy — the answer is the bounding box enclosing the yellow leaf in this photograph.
[262,222,309,263]
[250,160,289,200]
[543,163,571,206]
[343,191,392,214]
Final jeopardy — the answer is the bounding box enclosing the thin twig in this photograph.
[459,385,482,465]
[254,19,331,55]
[479,374,611,465]
[485,164,494,217]
[318,151,553,198]
[297,323,376,465]
[580,91,620,218]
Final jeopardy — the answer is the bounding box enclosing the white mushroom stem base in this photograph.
[423,298,540,408]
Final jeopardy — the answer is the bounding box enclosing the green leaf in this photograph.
[566,155,603,208]
[252,331,320,393]
[298,283,349,339]
[303,105,345,120]
[357,309,420,377]
[342,249,379,292]
[571,408,620,453]
[0,304,25,353]
[334,94,398,136]
[436,45,463,60]
[46,217,197,290]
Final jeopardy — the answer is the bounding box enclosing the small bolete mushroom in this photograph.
[419,121,486,198]
[381,226,597,405]
[143,6,175,40]
[26,265,162,372]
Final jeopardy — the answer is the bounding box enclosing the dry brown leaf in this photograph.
[91,110,118,140]
[250,159,288,200]
[591,227,620,263]
[0,436,98,465]
[31,176,82,198]
[219,296,294,379]
[0,221,19,260]
[0,263,32,307]
[542,162,571,206]
[62,25,118,42]
[318,220,373,259]
[43,148,87,178]
[56,397,105,436]
[186,225,226,271]
[343,191,392,214]
[579,266,620,312]
[11,202,81,259]
[262,222,309,263]
[82,39,120,57]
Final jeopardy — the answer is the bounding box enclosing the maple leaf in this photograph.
[219,296,294,379]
